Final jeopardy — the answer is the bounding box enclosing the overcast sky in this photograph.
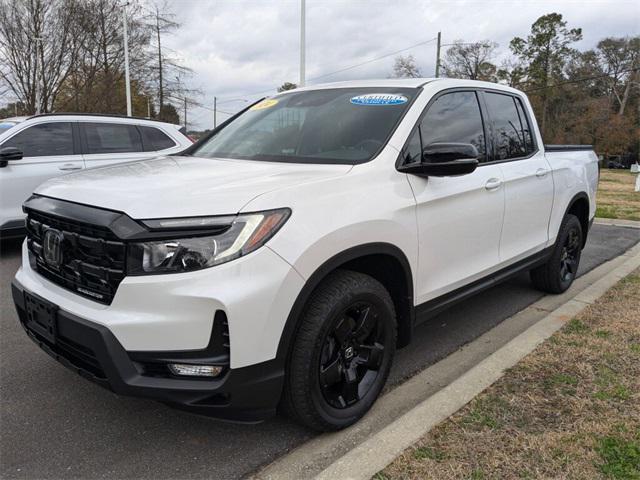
[162,0,640,130]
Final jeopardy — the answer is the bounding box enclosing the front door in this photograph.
[0,121,83,226]
[402,90,505,304]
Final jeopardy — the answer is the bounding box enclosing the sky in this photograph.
[161,0,640,130]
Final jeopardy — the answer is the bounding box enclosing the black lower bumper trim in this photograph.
[12,279,284,422]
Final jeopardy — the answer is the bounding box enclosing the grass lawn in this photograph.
[377,269,640,480]
[596,170,640,221]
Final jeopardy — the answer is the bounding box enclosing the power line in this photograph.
[308,37,438,82]
[216,36,439,102]
[524,67,639,93]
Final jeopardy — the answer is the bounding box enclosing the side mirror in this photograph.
[400,142,479,177]
[0,147,23,167]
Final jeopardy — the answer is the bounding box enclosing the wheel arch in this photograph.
[276,243,415,363]
[564,192,590,248]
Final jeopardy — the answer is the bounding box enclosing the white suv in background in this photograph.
[0,114,191,238]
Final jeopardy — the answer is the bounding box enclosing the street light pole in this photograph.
[122,2,132,116]
[435,31,442,78]
[214,96,217,128]
[32,36,43,115]
[299,0,306,87]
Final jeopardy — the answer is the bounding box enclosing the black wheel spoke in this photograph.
[320,357,342,387]
[333,316,355,345]
[340,369,360,406]
[357,343,384,369]
[353,307,375,342]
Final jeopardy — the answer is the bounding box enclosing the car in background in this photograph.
[0,114,192,238]
[0,116,28,134]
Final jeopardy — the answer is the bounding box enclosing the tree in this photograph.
[596,36,640,115]
[159,103,179,124]
[278,82,297,92]
[0,0,80,114]
[53,0,151,114]
[442,41,498,81]
[392,55,422,78]
[509,13,582,136]
[144,1,192,122]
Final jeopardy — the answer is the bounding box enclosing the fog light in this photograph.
[168,364,223,377]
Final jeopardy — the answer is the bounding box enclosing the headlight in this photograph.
[127,209,290,275]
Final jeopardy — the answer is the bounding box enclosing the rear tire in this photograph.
[530,214,583,294]
[282,270,396,432]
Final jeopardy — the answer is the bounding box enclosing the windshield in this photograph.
[192,87,418,164]
[0,121,18,134]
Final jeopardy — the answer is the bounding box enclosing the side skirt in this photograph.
[415,246,554,325]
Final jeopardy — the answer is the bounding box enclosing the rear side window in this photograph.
[484,93,530,160]
[419,91,487,163]
[139,126,176,151]
[83,123,143,154]
[514,97,535,154]
[3,122,74,157]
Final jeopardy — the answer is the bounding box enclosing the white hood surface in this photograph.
[35,155,352,218]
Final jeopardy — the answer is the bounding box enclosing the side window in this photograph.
[139,126,177,151]
[3,122,74,157]
[83,123,143,154]
[514,97,535,154]
[419,91,487,162]
[484,93,528,160]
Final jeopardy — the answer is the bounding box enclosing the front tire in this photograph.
[282,270,396,431]
[530,214,583,294]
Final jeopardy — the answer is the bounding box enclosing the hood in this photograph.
[35,155,352,218]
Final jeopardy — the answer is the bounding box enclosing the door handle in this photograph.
[59,164,82,171]
[485,178,502,191]
[536,168,549,178]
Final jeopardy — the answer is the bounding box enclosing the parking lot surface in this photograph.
[1,224,638,479]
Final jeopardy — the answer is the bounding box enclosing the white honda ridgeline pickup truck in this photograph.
[12,79,598,431]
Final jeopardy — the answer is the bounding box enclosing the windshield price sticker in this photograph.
[350,93,408,106]
[250,99,279,110]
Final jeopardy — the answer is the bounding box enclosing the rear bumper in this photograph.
[12,279,284,422]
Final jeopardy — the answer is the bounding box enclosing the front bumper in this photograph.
[12,279,284,422]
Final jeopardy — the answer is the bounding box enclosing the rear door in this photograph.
[482,91,553,262]
[0,121,82,226]
[80,121,150,169]
[404,90,505,303]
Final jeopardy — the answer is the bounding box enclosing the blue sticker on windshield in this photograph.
[350,93,408,106]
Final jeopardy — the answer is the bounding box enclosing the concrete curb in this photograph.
[594,217,640,229]
[314,243,640,480]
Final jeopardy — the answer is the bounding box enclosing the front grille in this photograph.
[26,211,126,305]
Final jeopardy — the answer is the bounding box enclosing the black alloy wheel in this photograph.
[530,214,583,294]
[559,226,581,283]
[319,302,386,409]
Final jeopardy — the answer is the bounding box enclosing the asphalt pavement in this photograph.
[1,224,638,480]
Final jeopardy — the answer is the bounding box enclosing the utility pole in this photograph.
[147,97,151,118]
[299,0,306,87]
[214,96,217,128]
[435,31,442,78]
[183,97,187,132]
[122,2,132,116]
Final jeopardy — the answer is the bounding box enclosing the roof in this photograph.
[24,112,182,128]
[294,78,439,91]
[283,78,523,96]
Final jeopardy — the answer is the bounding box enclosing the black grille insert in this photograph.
[26,211,126,305]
